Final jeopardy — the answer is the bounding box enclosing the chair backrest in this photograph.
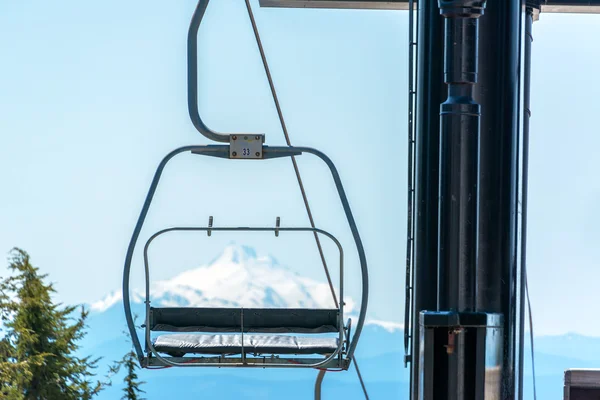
[149,307,340,334]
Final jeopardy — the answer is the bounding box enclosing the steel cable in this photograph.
[244,1,369,398]
[521,10,537,400]
[526,277,536,400]
[244,0,338,311]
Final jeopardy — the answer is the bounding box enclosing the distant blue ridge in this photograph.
[82,301,595,400]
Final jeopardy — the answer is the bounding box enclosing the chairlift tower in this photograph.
[259,0,600,399]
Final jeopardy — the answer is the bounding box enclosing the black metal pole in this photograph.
[517,3,536,399]
[435,3,486,398]
[410,1,445,398]
[437,0,485,313]
[411,1,528,399]
[475,1,522,397]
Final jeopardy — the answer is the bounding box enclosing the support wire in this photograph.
[244,1,369,398]
[244,0,338,310]
[353,356,369,399]
[521,7,537,400]
[526,277,536,400]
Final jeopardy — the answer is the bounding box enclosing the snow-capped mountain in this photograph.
[92,244,355,313]
[83,244,595,400]
[83,243,406,399]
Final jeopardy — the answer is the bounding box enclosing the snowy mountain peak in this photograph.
[211,243,260,265]
[91,244,350,313]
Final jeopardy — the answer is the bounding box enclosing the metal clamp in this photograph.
[230,134,265,159]
[275,217,280,237]
[208,216,213,236]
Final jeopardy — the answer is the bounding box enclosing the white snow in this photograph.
[91,244,402,332]
[90,290,122,312]
[365,319,404,332]
[92,244,348,311]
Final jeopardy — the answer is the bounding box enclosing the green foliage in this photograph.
[0,248,104,399]
[108,315,145,400]
[112,350,146,400]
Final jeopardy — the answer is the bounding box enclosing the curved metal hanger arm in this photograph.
[188,0,230,142]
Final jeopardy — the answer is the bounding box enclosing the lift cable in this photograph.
[521,9,536,400]
[244,1,369,397]
[353,355,369,398]
[244,0,338,311]
[526,276,537,400]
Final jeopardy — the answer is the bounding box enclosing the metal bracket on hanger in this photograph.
[230,134,265,159]
[275,217,281,237]
[208,216,213,236]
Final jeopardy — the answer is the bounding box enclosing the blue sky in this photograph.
[1,0,599,336]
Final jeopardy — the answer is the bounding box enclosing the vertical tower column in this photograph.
[418,2,504,399]
[475,0,522,397]
[437,0,485,313]
[412,1,526,399]
[410,1,445,398]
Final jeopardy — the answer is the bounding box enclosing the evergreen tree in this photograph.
[108,318,146,400]
[118,350,145,400]
[0,248,103,399]
[0,336,24,400]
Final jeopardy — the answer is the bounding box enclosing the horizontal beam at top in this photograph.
[259,0,410,10]
[541,5,600,13]
[259,0,600,13]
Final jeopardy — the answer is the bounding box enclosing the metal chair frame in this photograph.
[143,226,345,369]
[123,145,369,369]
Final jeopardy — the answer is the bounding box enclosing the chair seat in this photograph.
[152,334,340,356]
[149,307,340,333]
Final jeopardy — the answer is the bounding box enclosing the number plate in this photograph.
[230,134,264,159]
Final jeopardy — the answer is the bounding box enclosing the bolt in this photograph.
[232,135,237,140]
[255,152,260,157]
[232,151,237,157]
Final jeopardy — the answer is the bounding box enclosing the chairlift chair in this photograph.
[123,146,368,370]
[122,0,369,371]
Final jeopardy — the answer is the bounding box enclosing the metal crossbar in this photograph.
[147,356,350,369]
[258,0,600,12]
